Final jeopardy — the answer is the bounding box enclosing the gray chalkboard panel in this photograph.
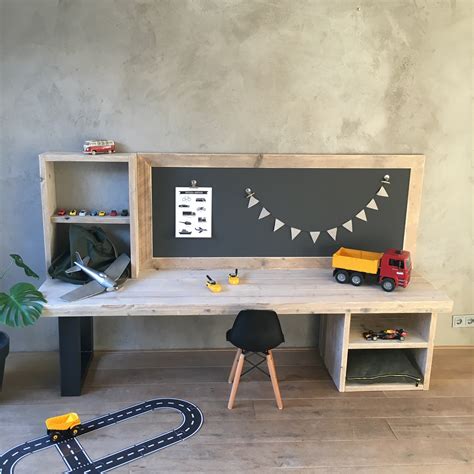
[152,168,410,257]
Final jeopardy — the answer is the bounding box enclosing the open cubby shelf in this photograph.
[40,153,138,277]
[320,312,436,392]
[344,347,425,391]
[349,313,430,349]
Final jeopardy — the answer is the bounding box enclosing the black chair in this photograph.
[226,310,285,409]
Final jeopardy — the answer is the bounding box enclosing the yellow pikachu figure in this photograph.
[206,275,222,293]
[228,269,240,285]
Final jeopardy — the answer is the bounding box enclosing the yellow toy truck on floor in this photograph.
[332,247,412,292]
[45,412,82,442]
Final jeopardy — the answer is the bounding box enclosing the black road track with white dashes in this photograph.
[0,398,203,473]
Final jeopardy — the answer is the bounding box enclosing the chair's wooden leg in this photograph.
[267,350,283,410]
[228,348,242,384]
[227,353,245,410]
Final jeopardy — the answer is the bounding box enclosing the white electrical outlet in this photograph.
[452,315,466,328]
[465,315,474,327]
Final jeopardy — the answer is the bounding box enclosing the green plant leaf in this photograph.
[9,254,39,279]
[0,283,46,327]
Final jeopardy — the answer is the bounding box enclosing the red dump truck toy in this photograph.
[332,247,411,292]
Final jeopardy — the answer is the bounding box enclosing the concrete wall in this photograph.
[1,0,472,351]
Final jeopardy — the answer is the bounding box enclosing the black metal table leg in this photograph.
[58,317,94,396]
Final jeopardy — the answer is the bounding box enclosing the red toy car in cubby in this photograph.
[363,329,407,341]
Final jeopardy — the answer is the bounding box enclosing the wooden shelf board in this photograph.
[349,314,429,349]
[344,382,424,392]
[51,215,130,224]
[348,340,428,349]
[40,152,134,163]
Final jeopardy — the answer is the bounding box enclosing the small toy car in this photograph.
[206,275,222,293]
[90,210,98,216]
[57,209,66,216]
[45,412,82,442]
[121,209,129,216]
[98,211,107,217]
[68,209,77,217]
[228,269,239,285]
[363,329,407,341]
[83,140,115,155]
[110,210,118,216]
[78,210,88,217]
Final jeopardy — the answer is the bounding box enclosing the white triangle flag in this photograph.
[377,185,389,197]
[366,198,378,210]
[290,228,301,240]
[273,219,284,232]
[310,231,320,244]
[327,227,338,241]
[342,220,353,232]
[248,195,259,208]
[356,209,367,221]
[258,207,270,220]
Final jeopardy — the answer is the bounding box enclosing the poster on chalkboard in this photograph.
[175,187,212,238]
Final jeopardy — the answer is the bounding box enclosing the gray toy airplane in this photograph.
[60,252,130,302]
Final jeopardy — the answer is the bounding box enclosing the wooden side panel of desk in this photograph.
[322,313,350,391]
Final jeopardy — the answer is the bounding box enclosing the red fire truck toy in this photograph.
[332,247,412,292]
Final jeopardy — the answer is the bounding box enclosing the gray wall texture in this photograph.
[1,0,472,351]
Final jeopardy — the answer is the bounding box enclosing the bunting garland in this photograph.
[244,175,391,244]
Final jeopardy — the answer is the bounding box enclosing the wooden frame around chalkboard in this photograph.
[135,154,425,274]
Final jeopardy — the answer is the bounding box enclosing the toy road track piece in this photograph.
[0,398,203,474]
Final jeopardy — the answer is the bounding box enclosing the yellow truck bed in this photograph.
[332,247,384,275]
[45,412,81,431]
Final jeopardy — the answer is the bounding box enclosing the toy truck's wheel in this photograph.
[335,270,348,284]
[399,336,405,341]
[381,278,396,292]
[71,427,79,436]
[350,272,364,286]
[92,150,96,155]
[51,432,62,442]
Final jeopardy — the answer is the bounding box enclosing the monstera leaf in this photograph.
[9,254,39,279]
[0,283,46,327]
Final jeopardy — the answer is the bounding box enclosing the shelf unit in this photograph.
[320,311,437,392]
[39,153,139,278]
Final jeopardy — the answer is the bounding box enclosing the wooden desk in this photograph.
[39,268,453,396]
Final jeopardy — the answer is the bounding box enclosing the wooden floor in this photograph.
[1,348,473,473]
